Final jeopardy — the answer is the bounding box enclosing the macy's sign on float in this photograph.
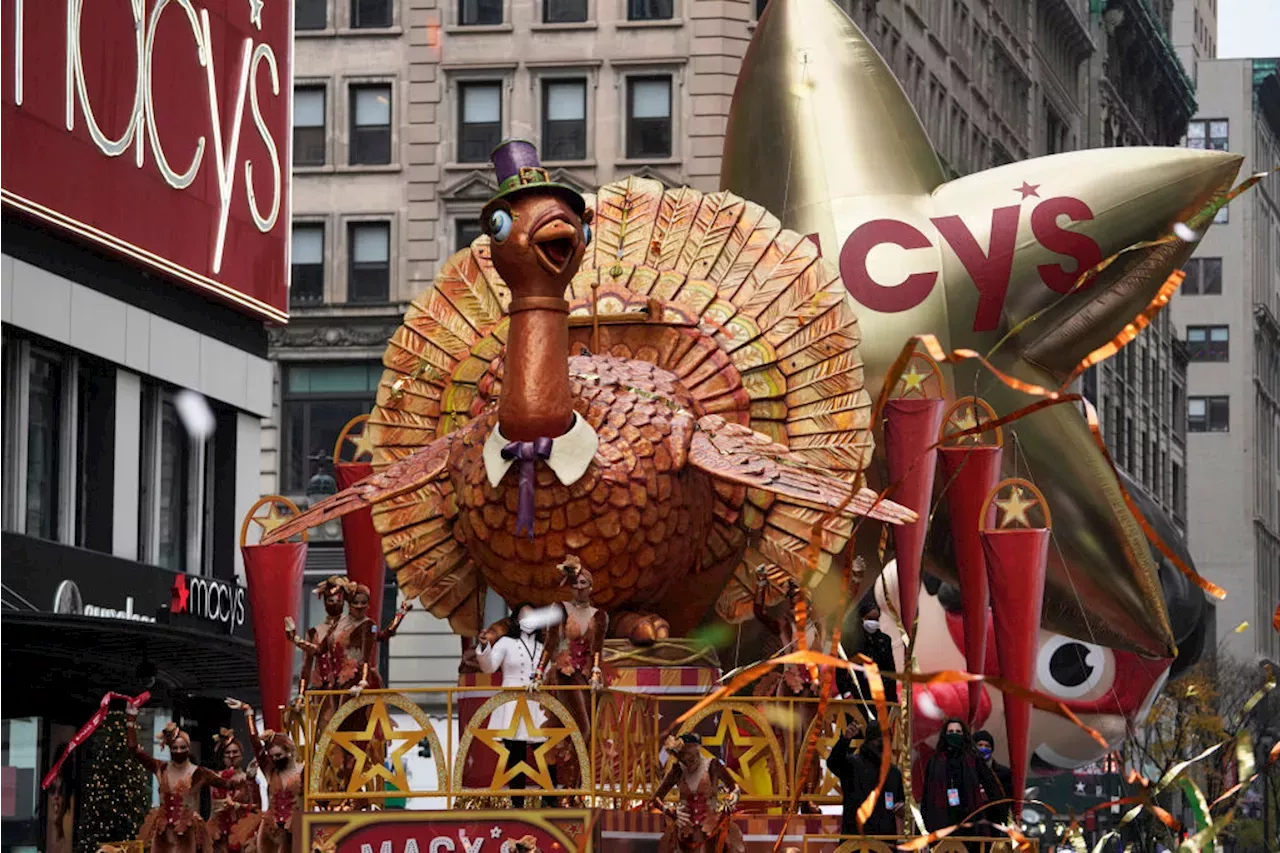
[0,0,291,323]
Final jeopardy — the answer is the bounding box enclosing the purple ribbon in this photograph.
[502,437,553,539]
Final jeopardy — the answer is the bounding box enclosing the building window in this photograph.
[1182,257,1222,295]
[1186,325,1229,361]
[348,222,391,303]
[138,383,210,572]
[755,0,767,17]
[459,82,502,163]
[1186,119,1228,151]
[350,85,392,166]
[291,223,326,305]
[542,79,587,161]
[1213,205,1228,224]
[544,0,587,22]
[25,350,64,541]
[626,76,672,160]
[282,364,383,493]
[455,218,484,252]
[351,0,392,27]
[296,0,327,29]
[459,0,502,25]
[1188,396,1229,432]
[627,0,672,19]
[294,87,327,167]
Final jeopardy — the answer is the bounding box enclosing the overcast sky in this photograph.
[1217,0,1280,58]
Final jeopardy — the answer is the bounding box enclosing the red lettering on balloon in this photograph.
[839,220,938,313]
[931,205,1022,333]
[1030,197,1104,294]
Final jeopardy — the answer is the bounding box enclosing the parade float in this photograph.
[69,0,1273,848]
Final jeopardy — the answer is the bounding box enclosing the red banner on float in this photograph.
[981,526,1050,816]
[242,542,306,730]
[882,397,945,635]
[937,444,1003,724]
[336,462,387,623]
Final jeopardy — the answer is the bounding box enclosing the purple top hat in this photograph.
[483,139,586,221]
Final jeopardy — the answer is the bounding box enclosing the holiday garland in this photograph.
[74,711,150,853]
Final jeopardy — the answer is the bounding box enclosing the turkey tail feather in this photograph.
[260,436,453,545]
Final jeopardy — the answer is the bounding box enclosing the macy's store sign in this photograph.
[170,573,246,632]
[0,0,292,323]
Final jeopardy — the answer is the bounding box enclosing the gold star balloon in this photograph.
[721,0,1243,656]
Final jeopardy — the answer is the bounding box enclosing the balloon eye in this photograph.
[583,222,593,246]
[1037,635,1108,699]
[488,209,513,242]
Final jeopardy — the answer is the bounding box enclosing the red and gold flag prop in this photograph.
[937,397,1004,726]
[980,478,1052,819]
[241,496,308,731]
[334,415,387,621]
[42,691,151,789]
[880,351,945,637]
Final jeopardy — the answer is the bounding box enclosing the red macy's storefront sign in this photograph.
[0,0,291,323]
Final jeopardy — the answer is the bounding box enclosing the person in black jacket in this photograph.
[826,719,904,837]
[921,718,1002,836]
[836,602,899,709]
[973,730,1015,826]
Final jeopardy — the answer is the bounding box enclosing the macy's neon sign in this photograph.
[9,0,283,276]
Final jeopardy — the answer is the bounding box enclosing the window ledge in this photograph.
[445,23,515,33]
[544,159,597,168]
[531,20,598,31]
[616,157,681,168]
[336,163,404,175]
[615,18,684,29]
[445,161,499,171]
[294,164,336,175]
[295,27,338,38]
[336,25,405,36]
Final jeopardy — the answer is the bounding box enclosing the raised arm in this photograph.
[473,635,508,675]
[825,735,854,780]
[124,705,161,774]
[377,600,413,642]
[196,765,234,790]
[226,699,269,767]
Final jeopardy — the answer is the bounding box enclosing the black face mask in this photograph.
[944,732,964,750]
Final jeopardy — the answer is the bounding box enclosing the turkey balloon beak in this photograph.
[530,217,579,275]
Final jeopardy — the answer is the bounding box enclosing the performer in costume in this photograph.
[344,583,414,690]
[126,702,232,853]
[475,601,552,805]
[534,558,609,793]
[751,567,826,813]
[649,734,744,853]
[225,699,301,853]
[208,729,260,853]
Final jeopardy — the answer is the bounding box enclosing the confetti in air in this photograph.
[174,390,216,441]
[1173,222,1200,242]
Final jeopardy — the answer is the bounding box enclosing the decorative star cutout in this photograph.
[900,365,927,394]
[249,0,264,28]
[722,0,1244,655]
[251,502,293,537]
[683,706,771,793]
[328,699,429,793]
[346,428,377,462]
[1075,781,1086,793]
[1015,181,1040,199]
[994,486,1038,529]
[471,696,571,790]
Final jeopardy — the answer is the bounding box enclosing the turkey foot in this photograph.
[612,612,670,646]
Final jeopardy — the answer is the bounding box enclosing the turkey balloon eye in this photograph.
[1037,635,1108,699]
[489,209,513,242]
[583,222,593,246]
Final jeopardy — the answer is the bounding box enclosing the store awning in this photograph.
[1,612,260,717]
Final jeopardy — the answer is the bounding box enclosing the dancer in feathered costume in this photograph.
[224,699,301,853]
[208,729,259,853]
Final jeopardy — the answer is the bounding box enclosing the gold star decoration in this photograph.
[471,696,571,791]
[994,486,1038,529]
[328,698,429,793]
[346,427,377,462]
[683,706,772,794]
[251,502,293,537]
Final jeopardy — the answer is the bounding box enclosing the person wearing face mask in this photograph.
[836,602,899,709]
[825,719,904,837]
[126,706,234,853]
[224,699,301,853]
[921,717,1001,841]
[972,730,1014,828]
[475,601,552,806]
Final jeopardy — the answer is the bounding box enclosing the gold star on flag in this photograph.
[471,697,571,791]
[995,487,1038,529]
[251,502,293,537]
[346,428,377,461]
[328,698,429,793]
[690,706,771,793]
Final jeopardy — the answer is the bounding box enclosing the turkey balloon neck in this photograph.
[498,298,575,442]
